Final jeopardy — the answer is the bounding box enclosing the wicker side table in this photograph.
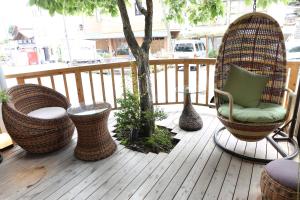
[67,103,116,161]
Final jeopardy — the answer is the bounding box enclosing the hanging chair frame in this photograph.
[213,12,299,163]
[214,128,299,164]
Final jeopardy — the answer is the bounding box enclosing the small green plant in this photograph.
[0,90,9,103]
[114,90,174,153]
[208,49,217,58]
[145,127,173,153]
[115,91,141,133]
[115,90,167,137]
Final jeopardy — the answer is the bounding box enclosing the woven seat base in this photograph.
[2,84,75,154]
[68,103,117,161]
[260,169,299,200]
[75,141,117,161]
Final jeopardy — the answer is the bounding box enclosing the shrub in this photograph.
[114,90,174,153]
[115,91,140,133]
[114,90,167,140]
[0,91,8,103]
[145,127,173,153]
[208,49,218,58]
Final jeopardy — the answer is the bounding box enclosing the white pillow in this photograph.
[27,107,66,119]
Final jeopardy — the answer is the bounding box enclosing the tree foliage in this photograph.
[30,0,225,25]
[30,0,289,25]
[29,0,119,16]
[244,0,290,9]
[164,0,224,24]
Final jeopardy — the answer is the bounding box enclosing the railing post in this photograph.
[183,62,189,90]
[75,71,85,103]
[16,77,25,85]
[206,64,210,105]
[131,62,138,94]
[288,64,299,92]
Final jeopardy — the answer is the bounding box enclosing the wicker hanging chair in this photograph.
[214,12,299,162]
[215,12,289,141]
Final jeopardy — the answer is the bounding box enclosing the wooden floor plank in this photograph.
[217,140,247,200]
[172,123,222,200]
[232,161,253,200]
[131,117,213,199]
[0,141,78,200]
[158,118,220,200]
[248,164,264,200]
[66,151,140,200]
[183,129,231,200]
[19,144,123,200]
[202,135,238,200]
[129,116,214,200]
[43,146,127,200]
[114,153,168,200]
[144,117,218,200]
[266,140,278,160]
[92,153,156,200]
[255,139,267,160]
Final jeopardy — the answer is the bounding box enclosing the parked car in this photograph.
[287,45,300,61]
[173,40,206,70]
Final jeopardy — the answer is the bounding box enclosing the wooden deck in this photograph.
[0,105,293,200]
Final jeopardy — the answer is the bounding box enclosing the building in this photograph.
[80,0,181,55]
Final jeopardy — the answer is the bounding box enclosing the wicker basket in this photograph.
[2,84,75,154]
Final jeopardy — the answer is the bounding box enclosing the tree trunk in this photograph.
[117,0,154,137]
[137,52,154,137]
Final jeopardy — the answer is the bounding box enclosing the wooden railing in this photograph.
[4,59,300,109]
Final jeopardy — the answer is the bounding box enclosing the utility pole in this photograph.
[63,15,72,65]
[160,0,172,53]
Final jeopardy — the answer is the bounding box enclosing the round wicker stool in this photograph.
[67,103,116,161]
[260,160,300,200]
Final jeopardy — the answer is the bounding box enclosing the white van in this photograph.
[174,40,206,58]
[173,40,206,70]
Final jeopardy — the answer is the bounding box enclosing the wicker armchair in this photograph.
[2,84,75,153]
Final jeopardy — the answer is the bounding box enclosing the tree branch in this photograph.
[117,0,141,59]
[136,0,147,15]
[141,0,153,51]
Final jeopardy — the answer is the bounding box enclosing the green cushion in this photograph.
[218,103,286,123]
[223,65,269,107]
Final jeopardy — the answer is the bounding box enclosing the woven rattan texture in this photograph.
[214,13,287,141]
[215,12,287,105]
[68,103,116,161]
[2,84,75,153]
[260,169,299,200]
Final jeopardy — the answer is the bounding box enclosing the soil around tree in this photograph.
[113,126,179,154]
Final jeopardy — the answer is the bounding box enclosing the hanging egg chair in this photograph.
[214,12,299,163]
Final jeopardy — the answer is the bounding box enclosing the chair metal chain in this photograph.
[253,0,257,12]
